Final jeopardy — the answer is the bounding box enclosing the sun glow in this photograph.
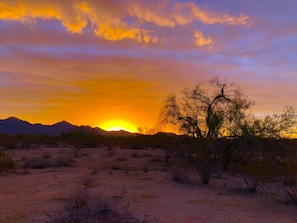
[99,119,137,133]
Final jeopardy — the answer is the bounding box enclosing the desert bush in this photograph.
[243,174,261,192]
[90,169,98,175]
[48,189,140,223]
[171,166,189,184]
[117,157,127,162]
[24,157,51,169]
[281,177,297,205]
[142,167,149,173]
[0,151,15,173]
[238,159,275,192]
[42,151,51,159]
[130,152,140,158]
[196,162,215,184]
[80,175,93,188]
[54,155,74,167]
[69,147,82,158]
[278,160,297,205]
[151,156,162,163]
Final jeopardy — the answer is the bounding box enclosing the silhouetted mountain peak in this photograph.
[52,120,73,127]
[0,117,139,137]
[5,116,28,123]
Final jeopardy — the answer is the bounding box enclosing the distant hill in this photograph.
[0,117,135,137]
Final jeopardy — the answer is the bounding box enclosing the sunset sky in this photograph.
[0,0,296,132]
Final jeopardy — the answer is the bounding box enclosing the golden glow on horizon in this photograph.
[0,0,296,138]
[99,119,138,133]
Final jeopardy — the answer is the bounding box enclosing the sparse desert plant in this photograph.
[69,146,82,158]
[90,169,98,175]
[239,159,275,192]
[281,177,297,205]
[130,152,140,158]
[142,167,149,173]
[42,151,52,159]
[80,175,93,188]
[54,155,74,167]
[117,157,127,162]
[24,157,51,169]
[243,174,261,193]
[195,161,215,184]
[102,150,115,157]
[278,160,297,205]
[49,189,140,223]
[0,151,15,173]
[171,166,189,184]
[151,156,162,163]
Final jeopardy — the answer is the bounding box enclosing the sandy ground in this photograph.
[1,146,297,223]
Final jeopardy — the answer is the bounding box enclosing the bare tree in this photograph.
[160,77,253,139]
[160,77,254,182]
[160,77,297,180]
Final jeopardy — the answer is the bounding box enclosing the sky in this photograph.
[0,0,296,133]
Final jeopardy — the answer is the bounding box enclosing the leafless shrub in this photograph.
[142,167,149,173]
[90,169,98,175]
[54,155,74,167]
[243,174,261,192]
[48,189,141,223]
[42,151,52,159]
[171,166,189,184]
[117,157,127,162]
[80,176,93,188]
[151,156,162,163]
[196,162,214,184]
[239,159,275,192]
[282,177,297,205]
[130,152,140,158]
[24,157,51,169]
[0,151,15,173]
[69,147,82,158]
[102,150,115,157]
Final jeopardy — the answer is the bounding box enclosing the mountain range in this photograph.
[0,117,134,137]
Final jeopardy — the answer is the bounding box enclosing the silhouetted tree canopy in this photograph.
[160,77,254,139]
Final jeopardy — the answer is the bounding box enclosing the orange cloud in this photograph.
[187,2,251,26]
[194,31,213,47]
[0,0,156,43]
[0,0,251,46]
[127,1,251,27]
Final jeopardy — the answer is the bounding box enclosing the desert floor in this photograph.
[1,146,297,223]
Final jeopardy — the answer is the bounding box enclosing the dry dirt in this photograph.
[1,146,297,223]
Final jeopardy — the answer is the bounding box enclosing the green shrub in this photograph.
[0,151,15,173]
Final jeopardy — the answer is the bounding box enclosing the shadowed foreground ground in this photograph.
[1,147,297,223]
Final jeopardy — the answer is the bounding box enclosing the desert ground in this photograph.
[1,146,297,223]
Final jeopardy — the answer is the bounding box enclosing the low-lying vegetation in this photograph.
[48,189,140,223]
[0,150,15,173]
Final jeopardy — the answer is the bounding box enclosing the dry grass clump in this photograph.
[196,162,215,185]
[282,177,297,205]
[24,153,74,169]
[171,166,189,184]
[54,155,74,167]
[24,157,51,169]
[48,189,141,223]
[130,152,140,158]
[0,151,15,173]
[79,175,93,188]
